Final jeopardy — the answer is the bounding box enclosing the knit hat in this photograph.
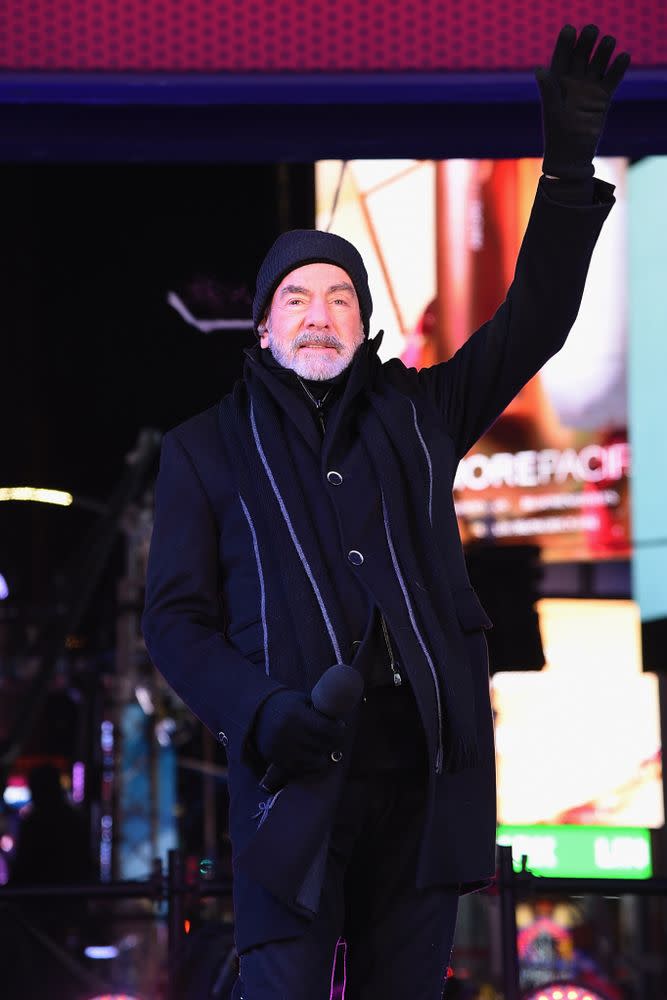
[252,229,373,337]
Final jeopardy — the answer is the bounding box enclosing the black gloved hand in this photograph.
[252,689,343,777]
[536,23,631,180]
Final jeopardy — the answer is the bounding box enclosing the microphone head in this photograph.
[311,664,364,719]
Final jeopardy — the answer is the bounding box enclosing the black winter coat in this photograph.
[143,178,614,953]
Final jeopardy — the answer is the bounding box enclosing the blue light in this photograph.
[3,784,30,807]
[83,945,120,960]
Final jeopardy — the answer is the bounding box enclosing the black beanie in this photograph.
[252,229,373,337]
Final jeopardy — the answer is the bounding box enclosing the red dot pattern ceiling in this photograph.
[2,0,665,72]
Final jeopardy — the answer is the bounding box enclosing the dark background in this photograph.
[0,162,315,612]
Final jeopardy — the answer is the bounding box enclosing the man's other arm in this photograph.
[142,431,284,763]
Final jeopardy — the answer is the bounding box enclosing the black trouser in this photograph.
[232,766,458,1000]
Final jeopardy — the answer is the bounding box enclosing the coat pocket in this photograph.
[452,586,493,632]
[227,618,265,666]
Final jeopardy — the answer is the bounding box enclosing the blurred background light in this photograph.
[3,781,31,808]
[523,984,606,1000]
[84,995,141,1000]
[0,486,73,506]
[72,761,86,803]
[84,945,120,960]
[134,685,155,716]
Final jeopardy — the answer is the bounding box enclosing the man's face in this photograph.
[259,262,365,380]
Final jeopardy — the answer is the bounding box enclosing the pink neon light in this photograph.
[329,938,339,999]
[341,939,347,999]
[329,937,347,1000]
[72,761,85,803]
[525,986,605,1000]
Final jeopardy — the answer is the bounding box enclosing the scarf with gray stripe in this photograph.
[217,339,479,772]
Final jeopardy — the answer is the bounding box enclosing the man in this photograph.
[143,25,629,1000]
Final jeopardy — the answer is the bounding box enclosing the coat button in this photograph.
[326,470,343,486]
[217,731,228,747]
[348,550,364,566]
[331,751,343,763]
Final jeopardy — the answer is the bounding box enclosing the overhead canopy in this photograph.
[1,71,666,162]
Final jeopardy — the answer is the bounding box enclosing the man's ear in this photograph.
[257,313,270,346]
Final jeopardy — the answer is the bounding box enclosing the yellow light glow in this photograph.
[568,992,578,999]
[493,599,664,828]
[0,487,73,507]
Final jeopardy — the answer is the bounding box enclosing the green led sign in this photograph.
[497,825,652,879]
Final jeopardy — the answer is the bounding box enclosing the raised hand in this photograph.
[536,24,631,180]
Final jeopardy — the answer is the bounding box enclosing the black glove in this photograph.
[252,689,342,777]
[536,23,631,180]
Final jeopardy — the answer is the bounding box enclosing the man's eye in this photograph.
[287,298,304,305]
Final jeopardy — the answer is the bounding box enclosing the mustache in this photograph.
[293,333,342,351]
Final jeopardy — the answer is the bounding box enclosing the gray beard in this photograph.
[267,330,364,381]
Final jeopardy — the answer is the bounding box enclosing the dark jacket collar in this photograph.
[242,332,385,457]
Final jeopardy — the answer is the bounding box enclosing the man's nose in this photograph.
[304,296,331,327]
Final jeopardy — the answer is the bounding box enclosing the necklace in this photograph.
[296,376,332,410]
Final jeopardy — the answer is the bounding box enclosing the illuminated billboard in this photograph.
[497,824,652,879]
[316,162,663,830]
[316,158,630,562]
[492,599,663,829]
[628,157,667,672]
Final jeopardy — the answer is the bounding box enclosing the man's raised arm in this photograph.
[415,24,630,458]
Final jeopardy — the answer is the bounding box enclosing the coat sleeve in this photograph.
[416,176,615,459]
[142,430,284,763]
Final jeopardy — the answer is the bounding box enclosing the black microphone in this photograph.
[259,664,364,794]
